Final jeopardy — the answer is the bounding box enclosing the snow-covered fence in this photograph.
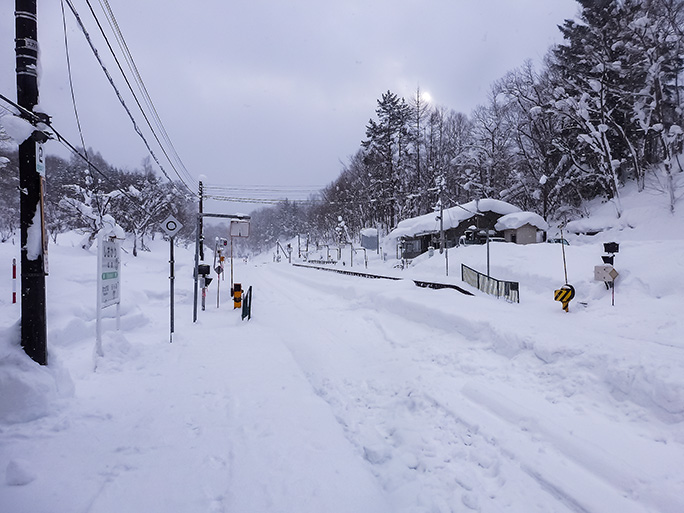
[461,264,519,303]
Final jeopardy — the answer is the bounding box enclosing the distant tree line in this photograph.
[0,144,195,252]
[246,0,684,253]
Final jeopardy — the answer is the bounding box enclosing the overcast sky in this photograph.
[1,0,578,214]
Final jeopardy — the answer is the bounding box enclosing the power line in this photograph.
[203,186,323,195]
[93,0,198,190]
[0,90,157,219]
[81,0,196,194]
[62,0,195,197]
[204,195,320,205]
[203,184,324,191]
[52,128,157,218]
[60,0,90,165]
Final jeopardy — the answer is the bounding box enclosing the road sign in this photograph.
[594,265,619,282]
[161,215,183,238]
[604,242,620,254]
[35,143,45,176]
[230,219,250,237]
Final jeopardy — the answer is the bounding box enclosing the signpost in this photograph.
[193,213,250,322]
[161,214,183,342]
[595,264,619,306]
[96,230,121,356]
[597,242,620,306]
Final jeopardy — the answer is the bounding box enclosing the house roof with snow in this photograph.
[388,199,521,240]
[495,211,549,232]
[360,228,378,237]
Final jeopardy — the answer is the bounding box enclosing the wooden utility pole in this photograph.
[16,0,48,365]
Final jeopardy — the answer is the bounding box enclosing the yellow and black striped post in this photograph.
[233,283,242,309]
[554,284,575,312]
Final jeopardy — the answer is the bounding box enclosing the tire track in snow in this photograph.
[252,263,682,513]
[250,265,585,512]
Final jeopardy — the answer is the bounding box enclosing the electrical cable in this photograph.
[0,92,38,123]
[62,0,194,197]
[60,0,90,164]
[96,0,197,190]
[60,0,110,218]
[203,185,324,192]
[89,0,197,191]
[0,91,157,218]
[79,0,196,194]
[204,194,320,205]
[51,127,157,218]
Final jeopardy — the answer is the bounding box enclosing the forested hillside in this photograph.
[246,0,684,254]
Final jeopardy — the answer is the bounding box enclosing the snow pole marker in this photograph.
[12,258,17,304]
[554,284,575,312]
[553,224,575,312]
[560,226,569,284]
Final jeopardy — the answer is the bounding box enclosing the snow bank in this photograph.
[0,323,73,424]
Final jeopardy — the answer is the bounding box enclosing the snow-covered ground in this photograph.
[1,185,684,513]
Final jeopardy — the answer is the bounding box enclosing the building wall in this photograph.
[504,224,539,244]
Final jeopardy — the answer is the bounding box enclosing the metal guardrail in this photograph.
[461,264,519,303]
[292,263,474,296]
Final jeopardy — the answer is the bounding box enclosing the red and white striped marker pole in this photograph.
[12,258,17,304]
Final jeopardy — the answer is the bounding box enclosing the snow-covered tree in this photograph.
[549,0,684,215]
[120,173,173,255]
[469,89,517,201]
[0,151,18,242]
[623,0,684,211]
[362,91,412,228]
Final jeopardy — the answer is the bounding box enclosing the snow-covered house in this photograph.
[385,199,521,259]
[495,211,548,244]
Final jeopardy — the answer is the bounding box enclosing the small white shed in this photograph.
[495,212,548,245]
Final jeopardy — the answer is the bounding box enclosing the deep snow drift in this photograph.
[1,184,684,513]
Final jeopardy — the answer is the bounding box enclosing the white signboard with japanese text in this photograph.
[99,237,121,308]
[96,230,122,357]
